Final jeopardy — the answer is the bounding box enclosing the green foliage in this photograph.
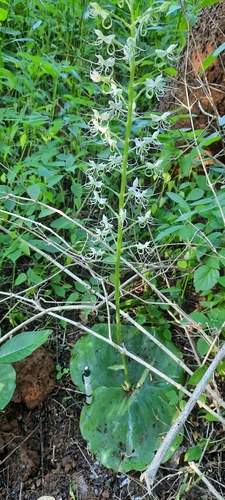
[70,324,184,472]
[56,363,70,380]
[188,366,208,386]
[0,330,52,409]
[184,445,202,462]
[0,0,224,481]
[200,42,225,72]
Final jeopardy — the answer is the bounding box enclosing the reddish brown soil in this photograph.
[12,347,56,409]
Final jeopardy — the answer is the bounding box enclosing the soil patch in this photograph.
[12,346,56,409]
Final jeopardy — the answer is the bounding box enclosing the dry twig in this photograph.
[140,343,225,492]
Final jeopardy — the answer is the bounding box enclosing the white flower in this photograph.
[150,111,171,129]
[136,7,157,36]
[150,130,160,144]
[128,178,149,206]
[110,83,123,100]
[145,158,164,176]
[96,55,115,75]
[90,70,101,82]
[108,99,124,117]
[88,3,109,20]
[137,210,152,227]
[134,132,160,161]
[90,190,107,207]
[87,160,106,174]
[136,241,152,254]
[96,215,114,239]
[89,108,110,137]
[150,111,170,122]
[107,153,122,171]
[94,29,115,47]
[103,130,117,150]
[93,109,110,122]
[85,175,103,190]
[155,44,177,61]
[87,160,98,173]
[145,74,165,99]
[88,246,105,259]
[89,120,109,137]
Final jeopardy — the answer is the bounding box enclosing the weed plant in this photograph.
[0,0,225,494]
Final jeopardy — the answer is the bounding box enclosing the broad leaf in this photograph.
[186,188,204,201]
[184,446,202,462]
[194,265,219,292]
[0,330,52,363]
[70,324,184,472]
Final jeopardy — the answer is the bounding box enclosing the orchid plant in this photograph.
[70,0,184,473]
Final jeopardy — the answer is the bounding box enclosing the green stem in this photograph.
[114,1,135,390]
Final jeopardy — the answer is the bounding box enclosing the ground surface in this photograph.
[1,325,225,500]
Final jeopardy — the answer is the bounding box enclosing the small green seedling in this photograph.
[56,363,70,380]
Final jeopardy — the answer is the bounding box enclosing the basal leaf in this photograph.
[70,324,184,472]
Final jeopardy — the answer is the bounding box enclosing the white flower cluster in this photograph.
[85,0,173,232]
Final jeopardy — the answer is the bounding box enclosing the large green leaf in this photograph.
[0,364,16,410]
[0,330,52,363]
[194,265,219,292]
[70,324,184,472]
